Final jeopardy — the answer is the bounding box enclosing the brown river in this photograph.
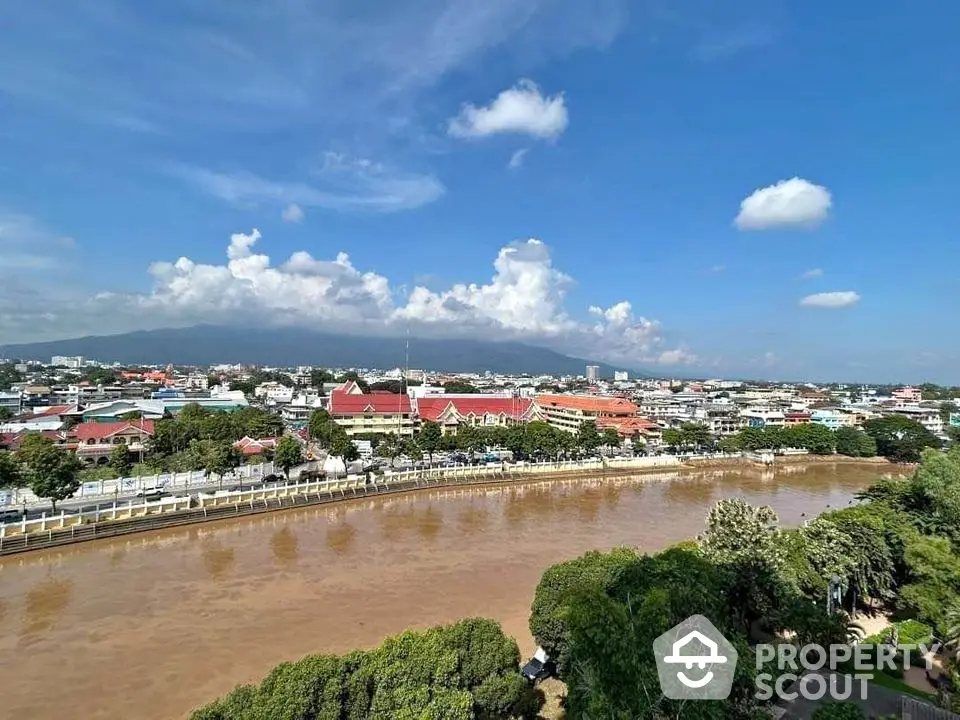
[0,462,900,720]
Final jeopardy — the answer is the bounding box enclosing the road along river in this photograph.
[0,461,903,720]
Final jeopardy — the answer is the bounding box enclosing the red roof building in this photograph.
[535,394,641,435]
[329,381,414,436]
[416,395,536,434]
[233,436,279,456]
[70,421,155,465]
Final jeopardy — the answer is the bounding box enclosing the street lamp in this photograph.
[827,575,842,614]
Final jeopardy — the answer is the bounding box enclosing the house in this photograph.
[740,409,786,429]
[71,420,155,465]
[328,381,414,437]
[233,436,279,457]
[784,412,813,426]
[415,395,536,434]
[0,391,22,415]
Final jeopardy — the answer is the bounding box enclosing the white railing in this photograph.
[0,456,682,535]
[0,460,295,508]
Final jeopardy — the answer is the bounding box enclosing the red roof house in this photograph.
[233,436,279,456]
[416,395,535,433]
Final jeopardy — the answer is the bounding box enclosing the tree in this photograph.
[443,380,480,394]
[417,420,443,462]
[0,450,21,488]
[862,415,940,463]
[835,426,876,457]
[785,422,836,455]
[680,422,713,450]
[0,406,13,421]
[576,420,602,454]
[376,433,403,460]
[329,430,359,463]
[0,363,24,391]
[15,434,83,511]
[337,371,370,393]
[309,368,334,388]
[811,701,866,720]
[948,426,960,444]
[273,435,303,477]
[600,428,621,449]
[202,441,243,487]
[108,444,134,478]
[661,428,682,450]
[308,408,335,446]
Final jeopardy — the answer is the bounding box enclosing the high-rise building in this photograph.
[614,370,629,382]
[586,365,599,382]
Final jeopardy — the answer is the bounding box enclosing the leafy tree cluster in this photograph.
[722,423,839,455]
[861,415,941,463]
[147,404,283,472]
[74,366,120,385]
[307,409,359,462]
[661,422,713,451]
[190,618,540,720]
[920,383,960,401]
[3,434,83,511]
[0,362,24,391]
[443,380,480,394]
[229,370,295,395]
[367,379,422,393]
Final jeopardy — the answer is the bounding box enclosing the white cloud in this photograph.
[170,154,445,214]
[735,177,832,230]
[799,291,860,308]
[508,148,529,169]
[81,228,691,368]
[281,203,304,223]
[800,268,823,279]
[448,80,568,140]
[0,214,74,272]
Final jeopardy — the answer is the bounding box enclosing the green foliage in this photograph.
[732,423,838,454]
[442,381,480,394]
[863,619,933,646]
[834,426,877,457]
[417,421,443,459]
[15,434,83,510]
[273,435,303,475]
[308,409,334,446]
[229,370,294,396]
[329,432,359,462]
[309,369,335,388]
[337,372,370,393]
[190,619,538,720]
[0,450,22,488]
[811,701,866,720]
[0,362,24,391]
[575,421,601,452]
[662,423,714,451]
[108,444,134,477]
[862,415,940,463]
[79,466,119,481]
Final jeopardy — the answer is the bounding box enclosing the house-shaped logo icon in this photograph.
[653,615,738,700]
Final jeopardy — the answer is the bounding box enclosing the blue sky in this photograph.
[0,0,958,383]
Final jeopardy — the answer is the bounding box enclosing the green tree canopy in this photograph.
[15,434,83,511]
[862,415,940,463]
[108,444,134,478]
[0,450,21,488]
[273,435,303,476]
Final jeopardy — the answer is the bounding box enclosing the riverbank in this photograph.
[0,458,685,556]
[0,461,896,720]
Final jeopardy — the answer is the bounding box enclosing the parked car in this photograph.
[521,647,555,684]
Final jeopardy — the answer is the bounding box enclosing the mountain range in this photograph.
[1,325,634,377]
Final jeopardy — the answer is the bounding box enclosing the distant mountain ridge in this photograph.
[2,325,635,377]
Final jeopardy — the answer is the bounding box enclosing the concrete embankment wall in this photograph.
[0,457,682,557]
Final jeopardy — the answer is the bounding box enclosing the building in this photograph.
[51,355,85,368]
[415,395,536,434]
[535,394,640,435]
[0,391,22,415]
[71,420,155,466]
[233,436,279,457]
[585,366,600,382]
[613,371,629,382]
[328,381,414,437]
[740,409,786,429]
[892,386,923,404]
[784,412,813,426]
[809,409,855,430]
[692,404,743,436]
[885,406,944,436]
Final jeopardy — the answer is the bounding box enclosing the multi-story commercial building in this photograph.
[51,355,85,369]
[328,381,414,437]
[784,412,813,426]
[892,386,923,404]
[692,404,743,436]
[415,395,536,434]
[535,394,640,435]
[886,406,944,436]
[0,391,22,415]
[585,365,599,383]
[614,370,629,382]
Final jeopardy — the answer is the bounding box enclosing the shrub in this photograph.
[812,701,866,720]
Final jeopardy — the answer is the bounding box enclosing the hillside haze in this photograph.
[2,325,631,376]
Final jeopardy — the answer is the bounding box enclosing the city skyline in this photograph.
[1,2,958,382]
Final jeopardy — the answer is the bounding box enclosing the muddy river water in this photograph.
[0,462,901,719]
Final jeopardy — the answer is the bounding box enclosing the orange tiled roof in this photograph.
[72,421,155,441]
[417,396,533,422]
[536,394,639,415]
[596,416,659,436]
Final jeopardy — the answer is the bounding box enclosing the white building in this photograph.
[886,406,944,436]
[586,365,599,382]
[51,355,85,368]
[614,371,629,382]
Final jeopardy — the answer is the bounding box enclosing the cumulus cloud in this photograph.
[98,228,692,367]
[281,203,304,223]
[735,177,832,230]
[799,291,860,308]
[448,80,568,140]
[508,148,529,169]
[800,268,823,279]
[169,154,445,214]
